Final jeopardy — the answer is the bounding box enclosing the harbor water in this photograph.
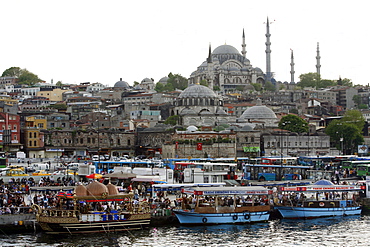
[1,215,370,247]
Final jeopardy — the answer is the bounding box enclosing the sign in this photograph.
[243,146,260,152]
[358,145,368,154]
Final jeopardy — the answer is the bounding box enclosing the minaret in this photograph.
[206,43,214,89]
[316,42,321,76]
[241,28,246,58]
[290,49,295,84]
[265,17,272,82]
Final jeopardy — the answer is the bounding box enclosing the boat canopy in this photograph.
[152,182,226,192]
[182,186,272,196]
[281,184,364,192]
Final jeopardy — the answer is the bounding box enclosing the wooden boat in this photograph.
[32,181,150,234]
[173,186,272,225]
[274,180,363,219]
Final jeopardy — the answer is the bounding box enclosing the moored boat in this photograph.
[32,181,151,234]
[173,186,272,225]
[274,180,364,219]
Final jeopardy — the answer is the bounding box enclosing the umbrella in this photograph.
[86,173,103,179]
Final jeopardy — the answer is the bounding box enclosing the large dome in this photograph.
[240,100,277,120]
[179,84,217,98]
[213,45,240,55]
[114,78,130,88]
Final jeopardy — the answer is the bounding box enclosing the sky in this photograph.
[1,0,368,87]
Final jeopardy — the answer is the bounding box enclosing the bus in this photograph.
[261,157,298,166]
[341,160,370,170]
[93,160,161,173]
[356,164,370,178]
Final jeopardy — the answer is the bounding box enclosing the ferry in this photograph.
[173,186,272,225]
[274,180,363,219]
[32,181,151,234]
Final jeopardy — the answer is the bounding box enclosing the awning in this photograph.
[131,177,167,183]
[102,172,137,179]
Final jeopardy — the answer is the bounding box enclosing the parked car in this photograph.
[32,170,51,176]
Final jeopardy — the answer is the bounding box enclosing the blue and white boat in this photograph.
[173,186,272,225]
[275,180,363,219]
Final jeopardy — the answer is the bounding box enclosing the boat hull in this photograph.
[173,210,270,225]
[37,213,151,234]
[275,206,362,219]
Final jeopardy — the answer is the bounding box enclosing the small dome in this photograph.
[213,45,240,55]
[141,78,153,83]
[86,181,108,196]
[240,99,277,120]
[114,78,130,88]
[106,183,119,195]
[179,84,217,99]
[75,184,88,196]
[159,76,169,84]
[187,125,198,132]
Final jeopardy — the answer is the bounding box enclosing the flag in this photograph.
[197,143,202,150]
[175,141,179,149]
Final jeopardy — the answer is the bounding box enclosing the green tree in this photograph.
[236,85,245,92]
[353,95,361,107]
[155,82,165,92]
[199,79,208,87]
[264,81,276,91]
[167,73,188,90]
[213,86,221,91]
[341,109,365,131]
[325,119,364,154]
[18,69,42,86]
[2,67,42,86]
[56,81,63,86]
[251,83,262,91]
[164,115,179,125]
[278,115,308,133]
[1,67,22,77]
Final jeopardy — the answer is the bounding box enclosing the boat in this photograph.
[274,179,364,219]
[173,186,272,225]
[32,181,151,234]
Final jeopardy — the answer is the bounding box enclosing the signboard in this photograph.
[358,145,368,154]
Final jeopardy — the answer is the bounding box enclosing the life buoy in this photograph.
[319,202,325,207]
[202,217,207,223]
[244,214,250,220]
[233,215,238,220]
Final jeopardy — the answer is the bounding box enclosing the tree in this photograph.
[341,109,365,131]
[167,73,188,90]
[1,67,22,77]
[199,79,208,87]
[164,115,179,125]
[213,86,221,91]
[56,81,63,86]
[325,119,364,154]
[353,95,361,108]
[1,67,42,86]
[278,115,308,133]
[264,81,276,91]
[18,69,42,86]
[236,85,245,92]
[251,83,262,91]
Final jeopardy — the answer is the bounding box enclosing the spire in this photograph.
[290,49,295,84]
[265,17,272,82]
[316,42,321,76]
[241,28,246,58]
[207,43,212,63]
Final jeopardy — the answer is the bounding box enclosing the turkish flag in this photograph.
[175,142,179,149]
[197,143,202,150]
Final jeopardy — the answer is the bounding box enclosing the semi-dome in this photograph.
[75,184,88,196]
[106,183,119,195]
[213,44,240,55]
[159,76,169,84]
[179,84,217,98]
[86,181,108,196]
[114,78,130,88]
[240,99,277,120]
[141,78,153,83]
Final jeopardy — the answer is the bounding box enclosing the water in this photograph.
[1,215,369,247]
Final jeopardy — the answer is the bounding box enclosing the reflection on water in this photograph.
[1,215,370,247]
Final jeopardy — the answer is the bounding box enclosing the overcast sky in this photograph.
[1,0,367,87]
